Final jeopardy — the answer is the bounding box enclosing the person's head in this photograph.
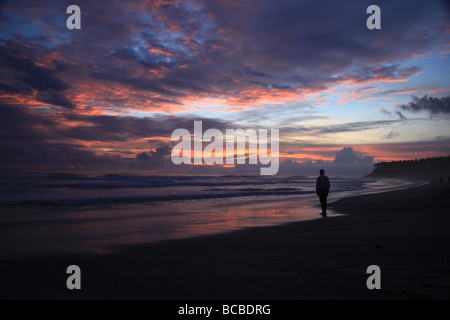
[319,169,325,175]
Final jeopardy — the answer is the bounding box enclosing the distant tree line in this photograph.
[367,156,450,181]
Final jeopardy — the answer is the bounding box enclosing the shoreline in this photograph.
[0,177,417,261]
[1,182,450,299]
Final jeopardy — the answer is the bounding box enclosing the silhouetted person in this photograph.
[316,169,330,217]
[440,176,445,183]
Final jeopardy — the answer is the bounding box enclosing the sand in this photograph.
[1,182,449,300]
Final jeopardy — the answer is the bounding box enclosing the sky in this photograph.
[0,0,449,175]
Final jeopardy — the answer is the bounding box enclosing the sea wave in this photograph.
[0,174,311,190]
[0,188,310,207]
[0,173,380,208]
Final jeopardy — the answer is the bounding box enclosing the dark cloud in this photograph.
[0,41,76,109]
[0,82,29,95]
[395,111,406,119]
[35,91,76,109]
[0,0,448,173]
[334,146,374,165]
[279,146,375,176]
[0,142,128,171]
[0,103,56,143]
[398,95,450,115]
[398,67,422,77]
[1,0,447,112]
[347,64,422,84]
[60,113,231,142]
[379,108,392,117]
[320,120,399,134]
[378,108,407,120]
[0,102,126,170]
[200,0,445,77]
[384,131,399,139]
[286,120,402,135]
[135,144,173,168]
[90,71,182,97]
[0,101,234,170]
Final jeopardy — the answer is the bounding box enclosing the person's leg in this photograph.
[323,190,329,215]
[319,192,327,216]
[321,197,327,215]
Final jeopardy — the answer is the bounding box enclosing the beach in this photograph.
[1,182,449,300]
[2,0,450,305]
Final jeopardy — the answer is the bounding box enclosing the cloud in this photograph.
[378,108,407,120]
[379,108,392,117]
[395,111,406,119]
[35,91,77,109]
[1,0,447,113]
[345,65,422,85]
[313,120,401,134]
[279,146,375,176]
[334,146,374,165]
[135,144,174,168]
[384,131,399,139]
[397,95,450,115]
[0,0,448,174]
[0,41,76,109]
[0,102,234,171]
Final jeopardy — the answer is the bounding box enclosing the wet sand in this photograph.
[1,182,449,299]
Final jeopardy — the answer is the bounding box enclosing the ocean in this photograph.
[0,173,416,259]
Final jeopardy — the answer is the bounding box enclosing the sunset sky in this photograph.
[0,0,449,174]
